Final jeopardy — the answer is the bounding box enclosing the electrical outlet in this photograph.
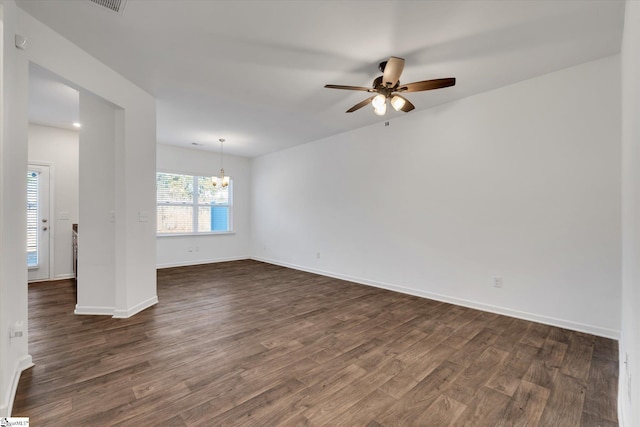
[138,211,149,222]
[493,277,503,288]
[9,321,24,339]
[316,252,321,259]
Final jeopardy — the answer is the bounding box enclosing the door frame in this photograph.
[28,162,54,282]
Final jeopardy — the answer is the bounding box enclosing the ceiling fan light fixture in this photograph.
[372,94,386,110]
[390,95,406,111]
[373,103,387,116]
[324,56,456,115]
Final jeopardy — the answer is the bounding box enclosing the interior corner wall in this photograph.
[28,124,79,280]
[76,92,116,314]
[12,5,158,320]
[156,144,251,268]
[251,55,622,339]
[0,0,33,416]
[619,0,640,425]
[0,0,157,409]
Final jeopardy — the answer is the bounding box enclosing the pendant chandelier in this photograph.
[212,138,230,188]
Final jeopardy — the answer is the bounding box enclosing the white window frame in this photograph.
[156,171,233,236]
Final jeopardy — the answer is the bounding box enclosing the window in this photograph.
[157,172,231,234]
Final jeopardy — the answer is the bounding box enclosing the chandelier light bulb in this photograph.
[213,168,230,188]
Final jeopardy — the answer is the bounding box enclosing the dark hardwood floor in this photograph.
[14,260,618,426]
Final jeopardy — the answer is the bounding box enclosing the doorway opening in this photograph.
[27,63,80,285]
[27,164,51,282]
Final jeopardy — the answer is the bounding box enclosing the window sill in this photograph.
[157,231,236,238]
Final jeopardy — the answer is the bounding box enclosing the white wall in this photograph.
[14,3,158,320]
[156,144,251,267]
[28,124,78,280]
[76,92,116,314]
[619,1,640,425]
[0,0,33,416]
[252,55,621,339]
[1,0,157,415]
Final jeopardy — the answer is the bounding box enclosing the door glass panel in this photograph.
[27,170,39,268]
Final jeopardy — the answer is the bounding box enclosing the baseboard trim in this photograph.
[28,277,74,285]
[619,380,626,427]
[251,256,620,340]
[157,256,250,269]
[113,295,158,318]
[1,354,33,417]
[28,274,73,283]
[74,305,114,316]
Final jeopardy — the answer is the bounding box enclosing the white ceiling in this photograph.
[18,0,625,158]
[29,63,80,131]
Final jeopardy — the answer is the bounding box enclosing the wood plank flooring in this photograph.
[14,260,618,426]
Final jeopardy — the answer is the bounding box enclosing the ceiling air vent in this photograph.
[88,0,127,15]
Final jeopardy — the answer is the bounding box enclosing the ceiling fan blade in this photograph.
[346,96,376,113]
[397,77,456,93]
[324,84,372,92]
[383,57,405,87]
[393,95,415,112]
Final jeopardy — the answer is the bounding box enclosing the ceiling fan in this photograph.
[324,57,456,115]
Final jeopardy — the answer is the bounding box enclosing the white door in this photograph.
[27,165,51,281]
